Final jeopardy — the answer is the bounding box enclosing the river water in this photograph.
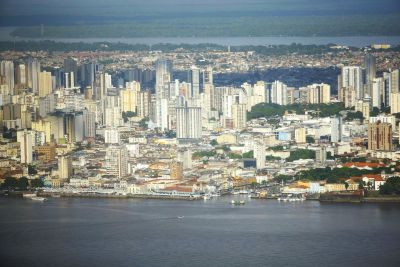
[0,196,399,267]
[1,27,400,47]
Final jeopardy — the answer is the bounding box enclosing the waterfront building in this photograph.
[58,155,72,180]
[176,102,202,141]
[254,141,265,170]
[105,145,128,178]
[170,161,183,180]
[17,130,34,164]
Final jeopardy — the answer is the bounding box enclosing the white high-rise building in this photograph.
[17,130,34,164]
[27,58,40,93]
[104,107,122,127]
[372,77,384,108]
[104,128,120,144]
[188,66,200,99]
[176,102,202,141]
[341,66,363,100]
[232,103,247,130]
[254,141,265,170]
[58,155,72,180]
[331,116,343,143]
[271,80,287,105]
[105,145,128,178]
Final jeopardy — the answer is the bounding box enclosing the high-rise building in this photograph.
[364,54,376,85]
[188,66,200,99]
[105,145,128,178]
[372,77,384,108]
[341,66,363,100]
[331,116,343,143]
[368,121,393,151]
[64,58,78,85]
[155,59,173,99]
[0,61,15,94]
[121,81,140,113]
[176,102,202,141]
[295,128,306,143]
[316,146,327,164]
[58,155,72,179]
[390,92,400,114]
[231,103,247,130]
[254,141,265,170]
[355,99,370,120]
[137,90,150,118]
[16,64,27,86]
[83,109,96,139]
[271,80,287,105]
[306,83,331,104]
[390,69,399,93]
[177,149,192,169]
[203,67,213,86]
[27,58,40,93]
[104,128,120,144]
[17,130,34,164]
[170,161,183,180]
[38,71,53,97]
[338,86,356,108]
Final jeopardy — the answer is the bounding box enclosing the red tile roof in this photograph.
[343,162,384,168]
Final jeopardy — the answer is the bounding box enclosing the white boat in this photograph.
[203,194,212,200]
[30,196,47,202]
[231,200,245,205]
[23,193,36,198]
[177,216,184,219]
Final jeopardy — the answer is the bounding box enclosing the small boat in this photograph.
[203,194,211,200]
[23,193,36,198]
[30,196,47,202]
[51,194,61,198]
[177,216,184,219]
[231,200,245,205]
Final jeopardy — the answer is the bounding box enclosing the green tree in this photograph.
[379,177,400,195]
[286,149,316,162]
[28,164,38,175]
[210,139,218,146]
[1,177,17,189]
[30,179,44,188]
[242,150,254,158]
[17,177,29,190]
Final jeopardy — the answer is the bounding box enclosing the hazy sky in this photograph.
[0,0,399,17]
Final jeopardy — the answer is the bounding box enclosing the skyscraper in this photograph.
[331,116,343,143]
[372,77,384,108]
[38,71,53,97]
[188,66,200,99]
[271,80,287,105]
[368,121,392,151]
[17,130,34,164]
[105,145,128,178]
[0,61,15,94]
[341,66,363,100]
[254,141,265,170]
[364,54,376,85]
[27,58,40,93]
[231,103,247,130]
[176,102,202,142]
[64,58,78,85]
[155,59,173,99]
